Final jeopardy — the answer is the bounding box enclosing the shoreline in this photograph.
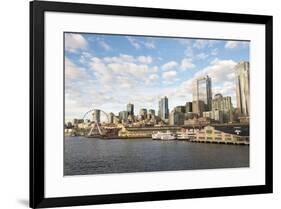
[65,136,249,145]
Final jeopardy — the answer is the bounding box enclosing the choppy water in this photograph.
[64,137,249,175]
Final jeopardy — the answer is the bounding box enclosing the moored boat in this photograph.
[152,131,176,140]
[176,132,190,140]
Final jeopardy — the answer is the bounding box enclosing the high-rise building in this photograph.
[212,93,233,123]
[148,109,155,115]
[73,119,84,125]
[92,109,101,123]
[139,108,147,120]
[119,111,128,122]
[185,102,192,113]
[235,61,250,116]
[174,106,186,113]
[158,96,169,120]
[185,112,199,120]
[203,110,223,123]
[169,110,185,126]
[192,75,212,111]
[127,103,134,116]
[192,100,205,116]
[109,112,114,124]
[148,109,156,119]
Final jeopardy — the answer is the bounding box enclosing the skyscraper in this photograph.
[212,93,233,123]
[109,112,114,124]
[139,108,147,120]
[192,75,212,111]
[148,109,156,119]
[235,61,250,116]
[119,111,128,122]
[92,109,101,123]
[174,106,186,113]
[192,100,205,116]
[158,96,169,120]
[169,109,185,126]
[127,103,134,116]
[185,102,193,113]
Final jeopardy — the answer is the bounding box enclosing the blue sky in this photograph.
[64,33,249,121]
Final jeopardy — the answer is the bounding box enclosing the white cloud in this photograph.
[65,57,87,81]
[162,61,178,71]
[79,52,92,64]
[211,48,219,56]
[98,40,111,51]
[107,62,149,78]
[120,54,135,62]
[90,54,160,91]
[126,36,156,49]
[180,58,195,70]
[193,40,217,49]
[196,53,209,60]
[137,56,153,64]
[144,41,155,49]
[103,54,153,64]
[177,39,192,45]
[225,41,250,49]
[162,70,177,79]
[65,33,88,52]
[195,58,237,84]
[225,41,239,49]
[148,74,159,82]
[90,57,114,88]
[64,58,127,120]
[150,66,158,73]
[126,36,141,49]
[103,54,134,63]
[193,40,207,49]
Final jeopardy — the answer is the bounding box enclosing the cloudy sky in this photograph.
[64,33,249,121]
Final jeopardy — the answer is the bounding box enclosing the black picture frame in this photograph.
[30,0,273,208]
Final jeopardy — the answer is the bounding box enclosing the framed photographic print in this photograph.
[30,0,273,208]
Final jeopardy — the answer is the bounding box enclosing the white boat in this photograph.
[177,132,190,140]
[152,131,176,140]
[177,129,198,140]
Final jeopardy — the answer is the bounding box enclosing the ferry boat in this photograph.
[152,131,176,140]
[176,129,198,140]
[176,132,190,140]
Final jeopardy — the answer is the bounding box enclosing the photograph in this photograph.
[29,1,273,207]
[64,33,250,176]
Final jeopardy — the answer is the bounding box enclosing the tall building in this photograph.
[174,106,186,113]
[169,109,185,126]
[212,93,233,123]
[119,111,128,122]
[158,96,169,120]
[148,109,156,119]
[235,61,250,116]
[185,102,192,113]
[127,103,134,116]
[109,112,114,124]
[192,75,212,111]
[139,108,147,120]
[92,109,101,123]
[203,110,223,123]
[192,100,205,116]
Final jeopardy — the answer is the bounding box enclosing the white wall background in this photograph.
[0,0,280,208]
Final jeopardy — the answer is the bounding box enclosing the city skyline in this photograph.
[65,33,250,121]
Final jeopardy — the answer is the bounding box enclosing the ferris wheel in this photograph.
[82,109,110,136]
